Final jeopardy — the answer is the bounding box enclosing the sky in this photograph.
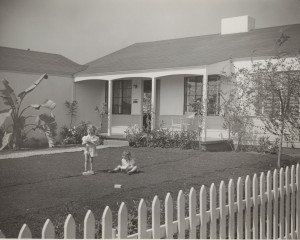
[0,0,300,65]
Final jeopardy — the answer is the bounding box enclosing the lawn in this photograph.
[0,146,299,238]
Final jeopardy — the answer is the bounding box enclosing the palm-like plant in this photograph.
[0,74,57,150]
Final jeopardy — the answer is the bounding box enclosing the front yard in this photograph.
[0,146,299,238]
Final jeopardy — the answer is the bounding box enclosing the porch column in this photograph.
[107,80,113,136]
[151,77,156,130]
[202,73,208,141]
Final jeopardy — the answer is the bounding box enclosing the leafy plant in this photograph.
[94,103,107,133]
[65,100,78,127]
[124,124,146,147]
[124,125,198,149]
[0,74,57,150]
[60,121,103,145]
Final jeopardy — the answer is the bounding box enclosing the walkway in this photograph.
[0,140,128,159]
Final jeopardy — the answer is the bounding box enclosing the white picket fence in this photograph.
[1,164,300,239]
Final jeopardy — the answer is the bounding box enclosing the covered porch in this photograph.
[74,61,232,142]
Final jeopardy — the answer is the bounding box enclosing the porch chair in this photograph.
[171,112,196,131]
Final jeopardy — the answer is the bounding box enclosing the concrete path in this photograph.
[0,140,128,159]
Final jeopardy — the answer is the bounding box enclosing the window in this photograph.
[112,80,132,114]
[184,75,220,115]
[184,76,203,112]
[207,75,221,116]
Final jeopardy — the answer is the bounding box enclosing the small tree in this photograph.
[233,56,300,166]
[189,99,204,149]
[0,74,57,150]
[65,100,78,127]
[220,83,254,151]
[94,102,107,133]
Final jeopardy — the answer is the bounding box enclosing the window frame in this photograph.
[112,79,132,114]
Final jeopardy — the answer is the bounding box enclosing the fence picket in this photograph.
[152,196,161,239]
[260,173,266,239]
[266,171,272,239]
[84,210,95,239]
[286,167,291,239]
[237,177,244,239]
[189,187,197,239]
[291,165,296,239]
[165,193,174,239]
[219,181,226,239]
[138,199,148,239]
[18,224,32,239]
[279,168,285,239]
[0,230,5,238]
[210,183,217,239]
[64,214,76,239]
[245,175,251,239]
[42,219,55,239]
[252,174,259,239]
[118,202,128,239]
[102,206,113,239]
[296,164,300,239]
[177,190,185,239]
[228,179,235,239]
[273,169,279,239]
[200,185,207,239]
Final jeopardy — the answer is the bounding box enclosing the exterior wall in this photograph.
[74,80,106,130]
[131,78,143,115]
[0,71,73,142]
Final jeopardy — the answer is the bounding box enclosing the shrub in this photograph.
[60,121,103,145]
[124,125,147,147]
[124,125,199,149]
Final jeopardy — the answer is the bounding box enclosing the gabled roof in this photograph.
[77,24,300,76]
[0,47,87,76]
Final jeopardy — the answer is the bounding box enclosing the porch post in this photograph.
[202,73,208,141]
[107,80,113,136]
[151,77,156,130]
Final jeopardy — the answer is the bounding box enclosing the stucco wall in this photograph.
[0,71,73,141]
[74,80,106,129]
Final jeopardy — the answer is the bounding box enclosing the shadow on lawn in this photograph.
[99,169,144,175]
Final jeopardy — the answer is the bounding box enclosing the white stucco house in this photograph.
[1,16,300,146]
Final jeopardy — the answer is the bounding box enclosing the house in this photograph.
[74,16,300,145]
[1,16,300,146]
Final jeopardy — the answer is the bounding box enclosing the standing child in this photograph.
[82,125,100,175]
[110,150,138,175]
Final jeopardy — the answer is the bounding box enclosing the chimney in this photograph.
[221,16,255,35]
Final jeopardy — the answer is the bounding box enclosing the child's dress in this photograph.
[82,135,100,157]
[120,158,135,170]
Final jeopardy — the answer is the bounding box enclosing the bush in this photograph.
[124,125,147,147]
[60,121,104,145]
[125,125,198,149]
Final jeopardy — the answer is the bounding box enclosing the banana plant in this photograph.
[0,74,57,150]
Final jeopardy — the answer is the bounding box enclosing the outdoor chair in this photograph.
[171,112,196,131]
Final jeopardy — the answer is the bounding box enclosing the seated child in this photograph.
[110,150,137,175]
[82,125,100,175]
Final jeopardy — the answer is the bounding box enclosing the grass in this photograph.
[0,146,299,238]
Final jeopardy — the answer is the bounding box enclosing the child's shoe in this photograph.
[89,170,95,175]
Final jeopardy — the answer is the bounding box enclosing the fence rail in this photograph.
[1,164,299,239]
